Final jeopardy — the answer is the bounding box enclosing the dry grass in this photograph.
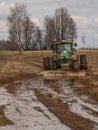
[77,50,98,101]
[0,51,48,84]
[78,50,98,75]
[0,107,12,126]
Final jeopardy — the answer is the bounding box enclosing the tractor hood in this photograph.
[60,50,69,59]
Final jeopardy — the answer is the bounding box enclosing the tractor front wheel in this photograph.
[72,60,79,72]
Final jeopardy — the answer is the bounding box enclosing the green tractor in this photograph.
[43,40,87,71]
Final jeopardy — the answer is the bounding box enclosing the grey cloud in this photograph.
[0,0,98,47]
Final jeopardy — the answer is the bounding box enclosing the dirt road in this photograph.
[0,51,98,130]
[0,76,98,130]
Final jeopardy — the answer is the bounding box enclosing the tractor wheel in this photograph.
[57,59,61,69]
[72,60,79,72]
[43,57,50,70]
[80,54,87,70]
[51,61,57,70]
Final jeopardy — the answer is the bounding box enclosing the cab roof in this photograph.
[55,41,72,45]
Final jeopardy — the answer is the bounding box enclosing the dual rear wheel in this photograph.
[71,54,88,71]
[43,54,88,71]
[43,57,57,70]
[80,54,88,70]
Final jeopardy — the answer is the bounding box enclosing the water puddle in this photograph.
[0,77,98,130]
[57,79,98,129]
[0,79,71,130]
[26,78,98,129]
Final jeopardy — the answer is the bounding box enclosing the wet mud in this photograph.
[0,76,98,130]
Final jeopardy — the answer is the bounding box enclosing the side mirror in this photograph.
[74,43,77,47]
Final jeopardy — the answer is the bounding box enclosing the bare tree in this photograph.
[44,16,55,49]
[8,3,28,53]
[29,24,42,50]
[81,33,85,49]
[44,7,77,49]
[35,27,43,50]
[22,16,33,50]
[8,3,43,51]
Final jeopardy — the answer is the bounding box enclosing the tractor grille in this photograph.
[61,58,68,64]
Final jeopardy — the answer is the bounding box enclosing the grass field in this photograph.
[0,50,98,80]
[0,51,47,83]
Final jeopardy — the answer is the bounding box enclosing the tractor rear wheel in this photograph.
[43,57,50,70]
[72,60,79,71]
[80,54,87,70]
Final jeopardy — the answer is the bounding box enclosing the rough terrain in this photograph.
[0,50,98,130]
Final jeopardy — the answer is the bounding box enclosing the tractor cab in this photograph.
[55,41,73,54]
[55,41,74,66]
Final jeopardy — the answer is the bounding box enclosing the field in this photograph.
[0,50,98,94]
[0,51,46,83]
[0,50,98,130]
[0,50,98,99]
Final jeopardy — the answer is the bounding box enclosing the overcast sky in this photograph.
[0,0,98,47]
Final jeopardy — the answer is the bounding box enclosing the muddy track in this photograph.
[34,89,93,130]
[32,77,98,130]
[26,56,98,130]
[0,76,98,130]
[0,51,98,130]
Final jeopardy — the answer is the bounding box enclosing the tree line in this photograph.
[0,3,77,51]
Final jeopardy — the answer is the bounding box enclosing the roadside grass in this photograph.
[87,86,98,101]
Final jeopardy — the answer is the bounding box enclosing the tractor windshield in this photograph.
[56,43,72,53]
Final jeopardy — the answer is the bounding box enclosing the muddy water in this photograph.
[59,79,98,129]
[0,77,98,130]
[27,77,98,129]
[0,79,71,130]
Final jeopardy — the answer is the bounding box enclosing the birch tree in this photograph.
[8,3,27,53]
[22,16,33,50]
[8,3,43,51]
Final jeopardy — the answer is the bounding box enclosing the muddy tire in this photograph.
[51,61,57,70]
[80,54,87,70]
[72,60,79,71]
[43,57,50,70]
[56,59,61,69]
